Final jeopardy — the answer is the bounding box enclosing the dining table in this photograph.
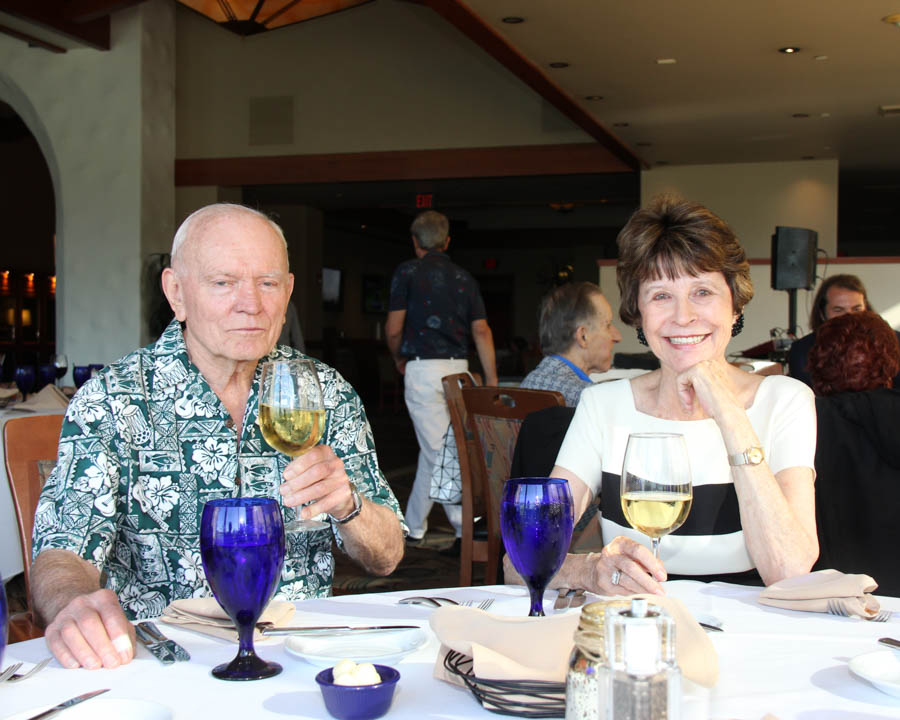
[2,581,899,720]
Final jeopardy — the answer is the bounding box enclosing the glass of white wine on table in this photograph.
[259,358,328,532]
[620,433,692,559]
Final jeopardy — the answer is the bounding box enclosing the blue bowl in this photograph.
[315,664,400,720]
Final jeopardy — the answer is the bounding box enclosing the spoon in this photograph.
[397,596,459,608]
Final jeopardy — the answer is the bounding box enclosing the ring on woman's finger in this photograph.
[611,569,621,586]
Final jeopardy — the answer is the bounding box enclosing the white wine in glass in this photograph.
[259,359,328,532]
[620,433,692,559]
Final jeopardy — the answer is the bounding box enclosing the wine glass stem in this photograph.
[237,622,256,658]
[651,537,661,560]
[528,585,545,617]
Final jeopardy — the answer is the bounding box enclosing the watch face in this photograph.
[748,447,764,464]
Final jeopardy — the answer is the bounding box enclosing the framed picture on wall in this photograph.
[362,274,388,314]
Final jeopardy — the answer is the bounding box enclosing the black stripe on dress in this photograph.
[601,472,742,536]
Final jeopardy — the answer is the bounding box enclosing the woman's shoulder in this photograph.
[750,374,815,415]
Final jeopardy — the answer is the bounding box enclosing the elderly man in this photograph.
[386,210,497,546]
[788,274,900,389]
[30,204,405,670]
[520,281,622,406]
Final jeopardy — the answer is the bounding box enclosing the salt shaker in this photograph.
[604,598,681,720]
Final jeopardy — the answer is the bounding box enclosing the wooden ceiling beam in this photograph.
[65,0,148,24]
[0,22,67,52]
[0,0,109,49]
[401,0,642,171]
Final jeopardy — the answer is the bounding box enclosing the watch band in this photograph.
[330,485,362,524]
[728,446,765,466]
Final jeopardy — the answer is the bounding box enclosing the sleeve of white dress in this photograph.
[765,376,817,479]
[554,384,605,497]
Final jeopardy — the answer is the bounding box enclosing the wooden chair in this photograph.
[460,385,565,586]
[4,413,64,641]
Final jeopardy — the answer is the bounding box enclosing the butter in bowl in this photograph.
[315,661,400,720]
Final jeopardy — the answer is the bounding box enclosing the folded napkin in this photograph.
[160,597,295,642]
[758,568,880,619]
[10,384,69,412]
[430,594,718,690]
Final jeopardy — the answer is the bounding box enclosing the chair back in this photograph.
[461,386,565,580]
[4,413,64,623]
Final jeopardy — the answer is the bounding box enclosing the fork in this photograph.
[3,657,51,683]
[461,599,494,610]
[0,662,23,682]
[826,598,892,622]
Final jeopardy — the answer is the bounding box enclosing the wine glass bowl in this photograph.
[72,365,91,388]
[620,433,693,560]
[259,359,327,532]
[200,497,286,681]
[37,363,56,392]
[500,477,574,617]
[53,353,68,384]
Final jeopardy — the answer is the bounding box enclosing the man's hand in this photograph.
[280,444,356,520]
[393,356,407,375]
[44,589,135,670]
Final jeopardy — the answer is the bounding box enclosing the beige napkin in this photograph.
[758,568,880,619]
[11,384,69,412]
[159,597,295,642]
[430,594,718,689]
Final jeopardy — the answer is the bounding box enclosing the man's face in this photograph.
[824,286,866,321]
[583,293,622,374]
[166,213,294,370]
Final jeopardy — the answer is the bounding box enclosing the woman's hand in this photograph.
[589,537,668,595]
[675,359,742,420]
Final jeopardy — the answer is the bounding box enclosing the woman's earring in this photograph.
[636,328,649,346]
[731,313,745,337]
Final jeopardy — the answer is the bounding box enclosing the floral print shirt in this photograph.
[32,320,406,620]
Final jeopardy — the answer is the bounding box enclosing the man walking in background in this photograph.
[386,210,498,548]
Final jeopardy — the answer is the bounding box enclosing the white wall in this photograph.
[0,1,175,370]
[600,260,900,358]
[175,0,590,160]
[641,159,838,258]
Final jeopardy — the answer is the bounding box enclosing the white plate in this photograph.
[849,650,900,698]
[3,698,172,720]
[284,627,427,668]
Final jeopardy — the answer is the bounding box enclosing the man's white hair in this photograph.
[171,203,287,267]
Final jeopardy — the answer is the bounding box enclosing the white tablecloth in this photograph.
[3,582,900,719]
[0,407,66,581]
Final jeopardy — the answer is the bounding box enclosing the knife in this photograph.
[135,623,176,664]
[260,625,420,636]
[26,688,109,720]
[137,621,191,662]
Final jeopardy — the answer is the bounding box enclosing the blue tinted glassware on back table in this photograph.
[501,477,574,617]
[200,497,285,680]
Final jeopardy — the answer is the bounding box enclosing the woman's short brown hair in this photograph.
[808,311,900,395]
[616,195,753,327]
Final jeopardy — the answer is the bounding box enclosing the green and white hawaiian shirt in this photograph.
[32,320,406,620]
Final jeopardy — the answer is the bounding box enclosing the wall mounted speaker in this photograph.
[771,226,817,290]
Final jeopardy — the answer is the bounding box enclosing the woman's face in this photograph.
[637,270,737,374]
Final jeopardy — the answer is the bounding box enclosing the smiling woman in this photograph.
[541,196,819,598]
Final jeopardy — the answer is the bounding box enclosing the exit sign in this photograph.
[416,193,434,209]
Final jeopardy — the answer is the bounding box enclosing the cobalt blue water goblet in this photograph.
[37,363,56,392]
[14,365,35,400]
[501,477,574,617]
[200,497,286,681]
[72,365,91,388]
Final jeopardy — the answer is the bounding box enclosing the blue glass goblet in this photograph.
[14,366,35,400]
[72,366,91,388]
[501,477,574,617]
[200,497,286,681]
[37,363,56,392]
[1,571,8,669]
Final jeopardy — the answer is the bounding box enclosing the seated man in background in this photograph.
[788,273,900,389]
[30,203,405,670]
[808,310,900,595]
[519,281,621,406]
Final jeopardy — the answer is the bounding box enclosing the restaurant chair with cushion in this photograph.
[4,413,64,641]
[460,386,565,586]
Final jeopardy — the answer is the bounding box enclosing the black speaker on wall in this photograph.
[771,226,818,290]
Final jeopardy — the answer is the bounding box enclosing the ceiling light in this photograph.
[878,104,900,116]
[779,46,801,54]
[501,16,525,24]
[820,112,831,118]
[882,13,900,26]
[814,55,829,61]
[175,0,370,36]
[792,113,810,118]
[549,62,570,69]
[656,58,677,65]
[584,95,604,101]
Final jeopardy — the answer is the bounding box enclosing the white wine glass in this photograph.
[620,432,692,559]
[259,358,328,533]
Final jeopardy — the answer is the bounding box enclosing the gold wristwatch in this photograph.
[728,446,765,466]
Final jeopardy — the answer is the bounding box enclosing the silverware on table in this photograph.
[3,657,51,683]
[260,624,420,636]
[554,588,575,610]
[135,623,176,664]
[398,596,459,608]
[137,621,190,662]
[569,589,586,609]
[25,688,109,720]
[698,621,724,633]
[878,637,900,651]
